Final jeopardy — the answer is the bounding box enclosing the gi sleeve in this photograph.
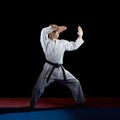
[64,37,84,51]
[40,26,53,41]
[40,26,54,48]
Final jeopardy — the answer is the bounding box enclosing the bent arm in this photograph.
[64,38,84,51]
[40,26,54,50]
[40,24,59,43]
[64,26,84,51]
[40,26,53,42]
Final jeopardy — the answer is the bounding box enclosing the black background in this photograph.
[0,2,119,98]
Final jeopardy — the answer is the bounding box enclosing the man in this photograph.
[30,24,85,108]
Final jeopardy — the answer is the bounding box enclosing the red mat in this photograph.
[0,97,120,108]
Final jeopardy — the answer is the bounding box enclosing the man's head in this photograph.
[48,24,67,41]
[48,31,59,40]
[48,24,60,40]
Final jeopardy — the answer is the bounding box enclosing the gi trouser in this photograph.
[30,60,85,107]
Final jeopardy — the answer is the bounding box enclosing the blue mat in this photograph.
[0,107,120,120]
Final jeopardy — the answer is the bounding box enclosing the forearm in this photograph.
[41,26,53,37]
[64,37,84,51]
[77,37,84,45]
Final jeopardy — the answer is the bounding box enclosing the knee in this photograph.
[74,79,80,87]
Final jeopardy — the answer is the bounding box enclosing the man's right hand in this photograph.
[77,26,83,38]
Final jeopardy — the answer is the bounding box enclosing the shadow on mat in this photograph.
[0,106,86,114]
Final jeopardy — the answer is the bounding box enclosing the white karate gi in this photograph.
[30,26,85,107]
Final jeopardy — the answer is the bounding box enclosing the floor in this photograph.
[0,97,120,108]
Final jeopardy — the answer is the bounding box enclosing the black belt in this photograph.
[46,59,66,82]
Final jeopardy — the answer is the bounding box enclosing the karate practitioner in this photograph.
[30,24,85,108]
